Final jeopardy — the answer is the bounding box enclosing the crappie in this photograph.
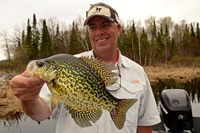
[26,54,137,129]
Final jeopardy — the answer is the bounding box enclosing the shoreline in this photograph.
[144,66,200,84]
[1,66,200,84]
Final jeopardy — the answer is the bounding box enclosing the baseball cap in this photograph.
[84,3,119,26]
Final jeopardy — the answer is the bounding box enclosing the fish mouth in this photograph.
[26,60,38,77]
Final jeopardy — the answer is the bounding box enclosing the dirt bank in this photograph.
[144,66,200,84]
[1,66,200,84]
[0,72,24,124]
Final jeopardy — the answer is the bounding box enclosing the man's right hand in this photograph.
[10,71,45,102]
[10,71,51,121]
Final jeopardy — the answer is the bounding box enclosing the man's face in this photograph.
[87,16,121,54]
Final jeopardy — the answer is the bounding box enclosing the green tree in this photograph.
[157,24,165,61]
[40,19,53,58]
[126,20,139,61]
[21,30,26,48]
[118,24,132,59]
[25,19,33,60]
[170,38,178,57]
[85,28,92,50]
[68,22,76,54]
[118,25,127,55]
[182,24,191,56]
[190,22,200,56]
[195,22,200,56]
[164,25,171,63]
[196,22,200,41]
[14,30,29,63]
[149,20,158,65]
[190,23,195,37]
[68,21,84,55]
[32,14,40,59]
[54,24,61,54]
[140,27,149,65]
[131,20,139,61]
[145,16,158,65]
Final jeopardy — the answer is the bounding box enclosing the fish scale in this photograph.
[26,54,137,129]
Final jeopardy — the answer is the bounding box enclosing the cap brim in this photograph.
[83,15,115,26]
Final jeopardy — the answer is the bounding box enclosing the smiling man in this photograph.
[87,16,120,64]
[10,2,160,133]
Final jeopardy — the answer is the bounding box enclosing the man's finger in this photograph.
[10,74,45,88]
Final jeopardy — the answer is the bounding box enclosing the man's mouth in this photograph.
[97,38,107,42]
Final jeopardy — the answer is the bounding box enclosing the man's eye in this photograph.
[103,24,110,28]
[89,26,95,30]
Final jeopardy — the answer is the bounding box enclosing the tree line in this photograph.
[0,14,200,66]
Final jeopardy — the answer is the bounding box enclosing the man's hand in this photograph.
[10,71,51,121]
[10,71,45,102]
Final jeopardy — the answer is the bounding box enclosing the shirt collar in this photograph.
[86,49,130,68]
[117,49,130,68]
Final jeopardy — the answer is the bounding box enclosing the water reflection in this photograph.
[151,78,200,103]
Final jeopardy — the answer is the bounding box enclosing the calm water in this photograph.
[0,103,199,133]
[0,116,57,133]
[151,77,200,103]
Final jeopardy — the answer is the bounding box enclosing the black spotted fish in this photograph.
[26,54,137,129]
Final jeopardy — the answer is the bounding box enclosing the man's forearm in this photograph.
[21,97,51,122]
[137,126,152,133]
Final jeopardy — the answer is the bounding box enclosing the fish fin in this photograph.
[49,95,61,112]
[110,99,137,129]
[65,105,102,127]
[79,57,118,87]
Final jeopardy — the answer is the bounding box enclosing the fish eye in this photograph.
[38,62,43,67]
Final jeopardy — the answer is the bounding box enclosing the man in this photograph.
[10,2,160,133]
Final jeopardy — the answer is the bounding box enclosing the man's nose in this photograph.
[96,27,104,37]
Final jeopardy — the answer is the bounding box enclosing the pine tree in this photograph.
[21,30,26,48]
[157,24,165,60]
[85,28,92,50]
[131,20,139,62]
[15,29,29,63]
[190,22,200,56]
[140,27,149,65]
[54,24,61,54]
[25,19,32,60]
[182,24,191,56]
[149,20,158,65]
[69,22,76,54]
[164,25,171,63]
[125,20,139,61]
[196,22,200,41]
[118,25,128,56]
[69,21,84,54]
[40,19,53,58]
[170,38,178,57]
[190,23,195,37]
[32,14,40,59]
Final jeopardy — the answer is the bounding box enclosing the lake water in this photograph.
[0,103,199,133]
[0,116,57,133]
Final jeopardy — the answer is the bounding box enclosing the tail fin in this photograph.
[110,99,137,129]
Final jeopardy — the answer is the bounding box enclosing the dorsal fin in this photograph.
[79,56,118,87]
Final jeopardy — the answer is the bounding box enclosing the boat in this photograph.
[152,89,200,133]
